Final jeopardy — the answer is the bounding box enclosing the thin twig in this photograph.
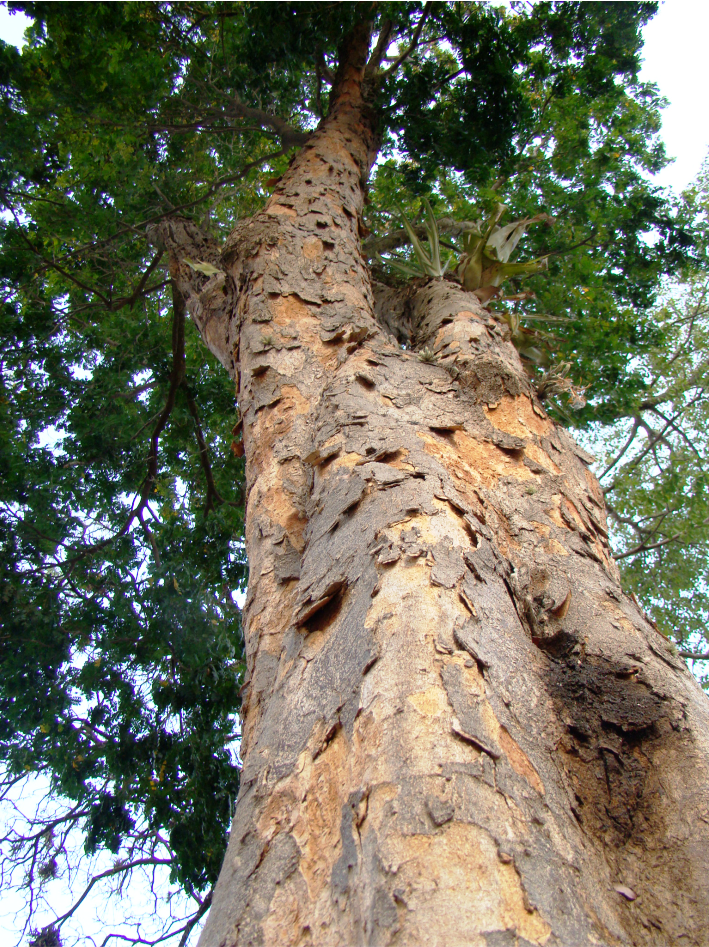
[53,858,175,928]
[614,516,709,560]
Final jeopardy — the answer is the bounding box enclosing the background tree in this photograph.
[0,2,708,945]
[589,167,709,679]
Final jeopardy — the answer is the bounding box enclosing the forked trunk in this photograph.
[197,33,709,947]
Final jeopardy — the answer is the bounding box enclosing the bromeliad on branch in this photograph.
[376,200,553,297]
[374,201,572,372]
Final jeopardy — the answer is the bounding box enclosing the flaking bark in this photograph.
[174,27,709,947]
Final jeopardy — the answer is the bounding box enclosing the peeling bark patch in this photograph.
[234,832,301,945]
[331,794,361,907]
[498,728,545,796]
[360,461,409,486]
[419,430,534,492]
[425,794,455,827]
[442,663,502,761]
[485,395,551,440]
[274,537,302,583]
[382,822,552,946]
[296,578,347,627]
[454,619,491,670]
[430,538,465,589]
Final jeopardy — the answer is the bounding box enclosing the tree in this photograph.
[1,2,709,944]
[591,166,709,679]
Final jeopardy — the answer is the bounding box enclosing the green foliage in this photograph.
[385,2,534,186]
[385,199,452,279]
[588,247,709,683]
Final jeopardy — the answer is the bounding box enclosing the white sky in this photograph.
[638,0,709,190]
[1,0,707,192]
[0,0,707,943]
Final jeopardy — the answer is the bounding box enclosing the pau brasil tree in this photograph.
[2,2,709,944]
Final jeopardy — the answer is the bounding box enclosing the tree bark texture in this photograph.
[169,34,709,947]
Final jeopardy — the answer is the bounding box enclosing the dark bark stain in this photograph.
[544,651,668,844]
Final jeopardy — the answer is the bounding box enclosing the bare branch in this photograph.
[184,388,226,514]
[599,418,640,481]
[177,891,212,947]
[53,858,175,928]
[223,98,309,150]
[146,217,234,373]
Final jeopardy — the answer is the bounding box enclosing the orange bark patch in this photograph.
[271,294,313,324]
[418,429,534,489]
[499,727,545,795]
[546,500,566,530]
[525,442,560,474]
[279,384,311,416]
[485,395,551,439]
[258,483,307,545]
[328,451,365,470]
[265,203,297,217]
[384,823,552,946]
[260,887,305,946]
[456,309,482,321]
[562,497,585,528]
[584,466,606,507]
[409,685,451,717]
[546,538,569,557]
[302,236,324,259]
[290,728,350,904]
[271,295,340,371]
[329,282,370,311]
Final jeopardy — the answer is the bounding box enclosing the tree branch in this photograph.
[177,891,212,947]
[53,858,175,929]
[55,283,186,577]
[613,517,709,560]
[184,387,225,515]
[380,3,432,77]
[599,417,640,481]
[366,19,394,73]
[146,216,235,373]
[223,98,310,150]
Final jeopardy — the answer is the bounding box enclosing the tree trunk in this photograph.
[193,32,709,947]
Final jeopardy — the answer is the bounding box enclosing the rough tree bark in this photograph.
[153,26,709,947]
